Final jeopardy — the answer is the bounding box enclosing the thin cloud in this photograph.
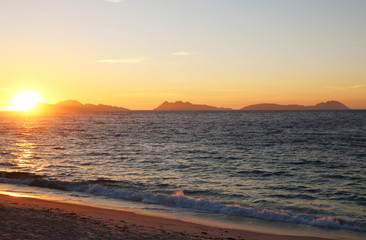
[350,84,366,89]
[171,52,195,56]
[0,88,10,91]
[205,88,254,93]
[96,57,148,64]
[104,0,123,3]
[106,28,116,33]
[324,86,346,90]
[118,92,187,99]
[324,84,366,91]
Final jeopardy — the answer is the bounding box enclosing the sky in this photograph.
[1,0,366,110]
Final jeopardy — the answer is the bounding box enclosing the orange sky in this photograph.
[1,0,365,110]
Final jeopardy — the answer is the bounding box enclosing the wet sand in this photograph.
[0,193,334,240]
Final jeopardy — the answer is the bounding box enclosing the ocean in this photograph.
[0,110,365,239]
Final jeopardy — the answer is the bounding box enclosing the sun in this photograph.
[7,91,42,111]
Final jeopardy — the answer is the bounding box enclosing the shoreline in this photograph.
[0,193,336,240]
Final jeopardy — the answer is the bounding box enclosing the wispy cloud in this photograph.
[106,28,116,33]
[350,84,366,89]
[118,92,187,99]
[0,88,10,91]
[324,86,346,91]
[104,0,123,3]
[96,57,148,64]
[171,52,195,56]
[324,84,366,91]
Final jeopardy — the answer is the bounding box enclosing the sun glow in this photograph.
[7,91,42,111]
[0,191,28,198]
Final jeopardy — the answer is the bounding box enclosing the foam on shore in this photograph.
[1,171,365,233]
[0,192,341,240]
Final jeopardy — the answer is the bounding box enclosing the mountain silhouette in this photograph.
[241,101,349,110]
[30,99,351,113]
[154,101,232,111]
[56,100,84,108]
[34,100,129,114]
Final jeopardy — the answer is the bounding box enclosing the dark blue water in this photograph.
[0,110,365,233]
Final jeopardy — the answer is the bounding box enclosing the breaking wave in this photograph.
[0,171,365,232]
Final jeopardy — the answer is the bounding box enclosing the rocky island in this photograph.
[34,100,130,114]
[241,101,349,111]
[154,101,232,111]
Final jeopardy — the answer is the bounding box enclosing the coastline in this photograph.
[0,193,335,240]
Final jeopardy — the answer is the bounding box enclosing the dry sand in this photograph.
[0,193,334,240]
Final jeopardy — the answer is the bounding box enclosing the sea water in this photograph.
[0,110,365,238]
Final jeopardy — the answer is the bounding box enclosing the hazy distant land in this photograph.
[18,99,351,113]
[154,101,232,111]
[241,101,349,111]
[34,99,130,113]
[154,100,349,111]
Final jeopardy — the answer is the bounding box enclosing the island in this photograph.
[154,101,232,111]
[26,99,351,113]
[241,101,349,111]
[34,100,129,114]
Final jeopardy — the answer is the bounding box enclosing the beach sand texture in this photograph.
[0,194,334,240]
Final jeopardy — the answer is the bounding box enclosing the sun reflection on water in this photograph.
[0,191,30,198]
[14,141,38,169]
[7,118,46,172]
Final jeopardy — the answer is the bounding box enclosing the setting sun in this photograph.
[7,91,42,111]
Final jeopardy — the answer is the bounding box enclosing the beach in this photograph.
[0,193,335,240]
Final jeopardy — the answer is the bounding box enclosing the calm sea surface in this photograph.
[0,111,365,236]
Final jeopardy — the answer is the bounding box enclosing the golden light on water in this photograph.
[0,191,28,198]
[15,147,45,172]
[6,91,42,111]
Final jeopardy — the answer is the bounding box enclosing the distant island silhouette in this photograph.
[24,99,351,114]
[34,100,129,113]
[154,101,232,111]
[241,101,349,111]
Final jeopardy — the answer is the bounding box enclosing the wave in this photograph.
[0,162,18,167]
[0,171,365,232]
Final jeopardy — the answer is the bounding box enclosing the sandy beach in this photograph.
[0,193,336,240]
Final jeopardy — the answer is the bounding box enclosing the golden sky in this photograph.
[1,0,366,110]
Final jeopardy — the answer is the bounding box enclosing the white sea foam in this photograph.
[1,173,364,232]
